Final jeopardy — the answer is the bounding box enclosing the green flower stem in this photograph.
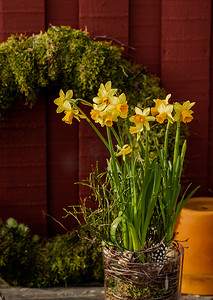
[106,127,123,209]
[87,119,110,150]
[144,130,150,173]
[123,121,137,247]
[173,121,180,166]
[110,126,122,146]
[138,140,145,159]
[73,103,110,150]
[141,160,161,247]
[116,121,124,146]
[130,158,137,229]
[75,98,93,107]
[124,122,133,149]
[164,121,170,162]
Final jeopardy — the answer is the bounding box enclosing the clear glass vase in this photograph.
[103,242,184,300]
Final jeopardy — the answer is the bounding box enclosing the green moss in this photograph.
[0,25,165,119]
[0,218,103,287]
[0,218,41,287]
[39,233,104,287]
[105,273,180,299]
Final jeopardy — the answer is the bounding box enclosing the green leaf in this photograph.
[110,215,141,251]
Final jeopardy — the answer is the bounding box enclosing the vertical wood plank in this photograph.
[46,97,79,236]
[129,0,161,76]
[78,107,109,202]
[0,0,46,235]
[0,98,47,236]
[44,0,79,236]
[78,0,129,202]
[161,0,211,195]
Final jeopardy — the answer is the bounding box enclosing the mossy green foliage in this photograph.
[0,218,104,287]
[106,272,180,299]
[39,232,104,287]
[0,25,166,120]
[0,218,41,287]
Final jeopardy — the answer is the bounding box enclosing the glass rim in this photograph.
[103,241,184,266]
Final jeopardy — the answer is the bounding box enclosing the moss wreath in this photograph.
[0,25,184,151]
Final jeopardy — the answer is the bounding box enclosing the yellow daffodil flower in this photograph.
[130,123,153,140]
[62,111,74,124]
[92,92,129,127]
[104,93,129,122]
[156,103,174,124]
[174,101,195,123]
[104,115,113,127]
[90,109,100,121]
[92,81,118,111]
[129,107,155,140]
[54,89,86,124]
[129,107,155,130]
[104,103,120,122]
[129,124,144,140]
[129,126,137,135]
[54,89,74,113]
[116,144,132,161]
[116,93,129,118]
[61,106,83,124]
[151,94,171,116]
[90,104,106,126]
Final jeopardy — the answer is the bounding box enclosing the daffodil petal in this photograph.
[135,107,142,115]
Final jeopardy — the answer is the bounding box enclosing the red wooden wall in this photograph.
[0,0,212,236]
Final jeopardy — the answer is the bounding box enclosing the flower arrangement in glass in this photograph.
[54,81,199,298]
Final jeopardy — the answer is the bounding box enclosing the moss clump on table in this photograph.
[0,218,104,287]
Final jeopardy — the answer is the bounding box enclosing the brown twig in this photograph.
[93,35,136,51]
[42,210,71,233]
